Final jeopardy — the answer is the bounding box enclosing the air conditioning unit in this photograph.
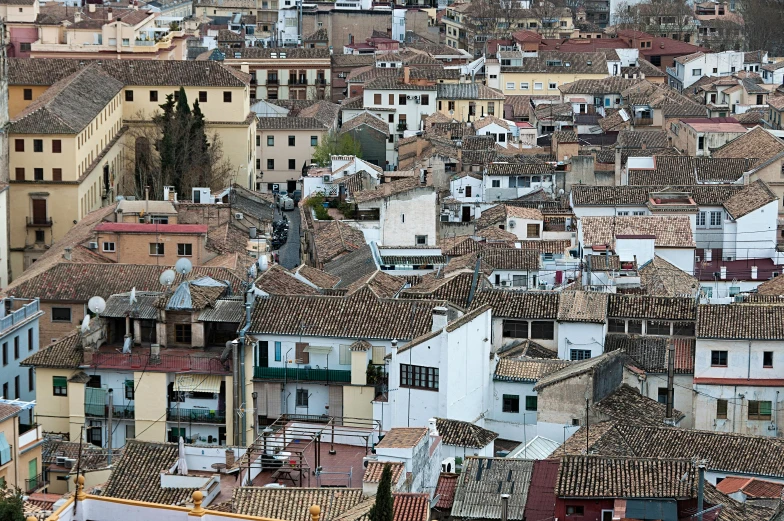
[441,457,456,473]
[500,280,508,286]
[63,458,76,469]
[56,456,68,465]
[88,242,98,250]
[440,213,451,222]
[235,212,244,220]
[323,174,332,183]
[362,455,378,468]
[508,219,516,228]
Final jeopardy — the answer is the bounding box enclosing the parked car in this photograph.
[292,190,302,205]
[278,196,294,211]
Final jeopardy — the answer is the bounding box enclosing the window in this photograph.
[125,380,135,400]
[267,135,274,146]
[1,343,5,365]
[566,506,585,516]
[125,90,134,102]
[28,329,33,352]
[126,424,136,440]
[549,82,557,89]
[672,322,695,336]
[98,241,115,253]
[52,140,62,153]
[33,139,43,152]
[311,135,318,146]
[711,350,728,366]
[531,321,554,340]
[177,243,193,256]
[15,168,24,181]
[716,399,728,419]
[520,82,529,90]
[710,211,722,227]
[526,223,540,238]
[502,394,520,413]
[421,94,429,105]
[488,102,495,116]
[274,341,282,361]
[570,349,591,361]
[339,344,351,365]
[150,90,158,102]
[53,376,67,396]
[223,91,232,103]
[492,180,501,188]
[512,275,526,287]
[372,346,385,365]
[122,38,130,46]
[149,243,164,256]
[35,231,44,243]
[28,368,34,392]
[701,286,713,298]
[525,395,537,411]
[415,235,428,245]
[199,91,208,103]
[764,351,773,368]
[656,387,668,404]
[748,400,772,420]
[534,82,543,90]
[505,82,515,90]
[1,384,6,402]
[729,286,740,297]
[400,364,439,390]
[698,136,705,150]
[296,389,309,407]
[267,159,275,169]
[51,307,71,322]
[608,318,625,333]
[696,211,706,227]
[399,94,407,105]
[13,337,18,360]
[374,94,382,105]
[448,101,455,112]
[175,324,192,343]
[288,159,296,170]
[34,168,43,181]
[14,139,24,152]
[646,321,670,335]
[692,68,702,76]
[288,135,296,146]
[502,320,528,338]
[23,88,33,100]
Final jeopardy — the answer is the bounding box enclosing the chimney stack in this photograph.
[107,7,113,19]
[720,266,727,280]
[88,2,96,12]
[64,247,72,261]
[403,66,410,85]
[751,266,758,279]
[431,306,448,331]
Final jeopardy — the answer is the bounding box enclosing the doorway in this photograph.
[461,206,471,222]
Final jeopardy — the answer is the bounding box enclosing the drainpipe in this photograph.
[237,294,254,446]
[697,462,706,521]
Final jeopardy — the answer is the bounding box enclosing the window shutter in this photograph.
[295,342,309,364]
[266,382,281,418]
[339,345,351,366]
[372,346,385,365]
[328,385,343,423]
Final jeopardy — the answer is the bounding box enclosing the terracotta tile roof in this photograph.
[754,274,784,295]
[608,294,697,320]
[232,488,365,521]
[310,219,367,265]
[555,455,696,499]
[587,254,620,271]
[402,272,476,309]
[558,421,784,479]
[5,263,244,301]
[0,403,22,422]
[473,115,512,130]
[230,47,330,60]
[605,335,695,374]
[702,483,777,521]
[722,179,778,219]
[101,440,192,505]
[732,478,784,499]
[21,332,82,368]
[621,58,667,78]
[534,352,622,391]
[580,215,695,248]
[557,291,608,323]
[627,156,754,185]
[363,461,405,484]
[295,265,340,289]
[392,494,429,521]
[593,383,684,425]
[341,112,390,136]
[471,248,540,271]
[502,50,609,75]
[451,457,534,520]
[322,244,376,288]
[560,77,643,95]
[697,304,784,340]
[435,418,498,449]
[376,427,428,449]
[10,65,123,135]
[437,84,504,100]
[497,339,557,359]
[434,473,459,509]
[494,357,572,382]
[298,100,340,128]
[257,116,326,130]
[617,130,668,149]
[256,264,321,295]
[332,54,376,67]
[352,177,432,204]
[101,60,249,87]
[639,256,700,297]
[345,270,406,299]
[248,291,443,340]
[571,184,746,207]
[474,227,519,242]
[470,290,559,319]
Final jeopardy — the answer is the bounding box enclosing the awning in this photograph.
[174,374,222,394]
[304,346,333,354]
[0,432,11,465]
[85,387,106,417]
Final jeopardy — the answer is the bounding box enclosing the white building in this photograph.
[668,50,745,91]
[301,155,382,198]
[363,74,437,139]
[484,163,556,201]
[473,116,516,147]
[761,61,784,85]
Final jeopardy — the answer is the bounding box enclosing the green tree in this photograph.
[312,129,362,166]
[368,464,394,521]
[0,486,24,521]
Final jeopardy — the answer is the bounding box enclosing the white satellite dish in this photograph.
[159,269,176,286]
[87,296,106,314]
[175,258,193,275]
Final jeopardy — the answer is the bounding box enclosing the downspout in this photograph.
[238,296,254,446]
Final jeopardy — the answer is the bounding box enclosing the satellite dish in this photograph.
[87,296,106,314]
[159,269,176,286]
[175,258,193,275]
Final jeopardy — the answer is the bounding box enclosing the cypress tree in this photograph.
[368,464,394,521]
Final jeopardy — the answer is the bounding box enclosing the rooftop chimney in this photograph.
[88,2,96,12]
[403,66,410,85]
[720,266,727,280]
[107,7,113,20]
[751,266,758,279]
[64,247,72,261]
[432,306,448,332]
[428,418,439,437]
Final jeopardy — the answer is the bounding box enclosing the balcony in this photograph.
[25,472,48,494]
[167,407,226,424]
[26,217,52,227]
[112,404,135,419]
[288,79,308,85]
[634,117,653,126]
[18,424,43,449]
[254,366,352,383]
[266,78,279,85]
[0,299,40,333]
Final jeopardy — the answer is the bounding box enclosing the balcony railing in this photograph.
[167,408,226,424]
[112,404,135,419]
[254,366,352,383]
[266,78,279,85]
[26,217,52,227]
[634,117,653,125]
[288,79,308,85]
[25,472,48,494]
[0,299,40,333]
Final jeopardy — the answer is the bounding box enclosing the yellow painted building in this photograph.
[7,58,256,280]
[491,50,613,96]
[0,401,44,492]
[435,83,505,121]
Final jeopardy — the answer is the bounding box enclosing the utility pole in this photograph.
[107,389,113,464]
[666,339,675,422]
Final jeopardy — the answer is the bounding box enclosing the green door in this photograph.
[28,458,37,490]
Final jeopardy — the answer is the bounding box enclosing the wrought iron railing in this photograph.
[254,366,352,383]
[25,472,48,493]
[167,408,226,424]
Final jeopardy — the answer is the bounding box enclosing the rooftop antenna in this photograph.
[175,258,193,277]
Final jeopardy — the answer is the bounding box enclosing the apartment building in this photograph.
[256,117,331,191]
[491,51,614,96]
[0,400,44,493]
[225,48,331,101]
[93,223,209,265]
[668,50,745,91]
[7,59,255,278]
[0,298,43,405]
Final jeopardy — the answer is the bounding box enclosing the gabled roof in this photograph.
[559,77,643,95]
[627,156,754,185]
[605,335,695,374]
[617,130,668,149]
[232,488,365,521]
[451,457,534,520]
[607,294,697,320]
[402,272,477,309]
[497,339,558,359]
[363,461,405,484]
[434,473,459,510]
[256,264,321,296]
[494,357,572,382]
[534,351,622,391]
[697,304,784,340]
[435,418,498,449]
[522,460,559,521]
[580,215,695,248]
[555,455,696,499]
[470,290,559,319]
[22,331,82,368]
[557,290,608,323]
[722,179,778,219]
[593,383,685,425]
[437,83,504,100]
[571,184,746,207]
[639,255,700,297]
[341,111,390,136]
[501,51,609,75]
[376,427,428,449]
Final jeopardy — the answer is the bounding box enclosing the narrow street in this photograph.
[275,205,301,270]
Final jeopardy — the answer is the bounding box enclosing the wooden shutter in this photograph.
[32,199,47,224]
[372,346,385,365]
[339,345,351,366]
[15,168,24,181]
[52,169,62,181]
[295,342,309,364]
[256,384,267,416]
[266,383,281,418]
[328,385,343,423]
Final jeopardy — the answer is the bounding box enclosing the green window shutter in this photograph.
[53,376,67,387]
[525,396,538,411]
